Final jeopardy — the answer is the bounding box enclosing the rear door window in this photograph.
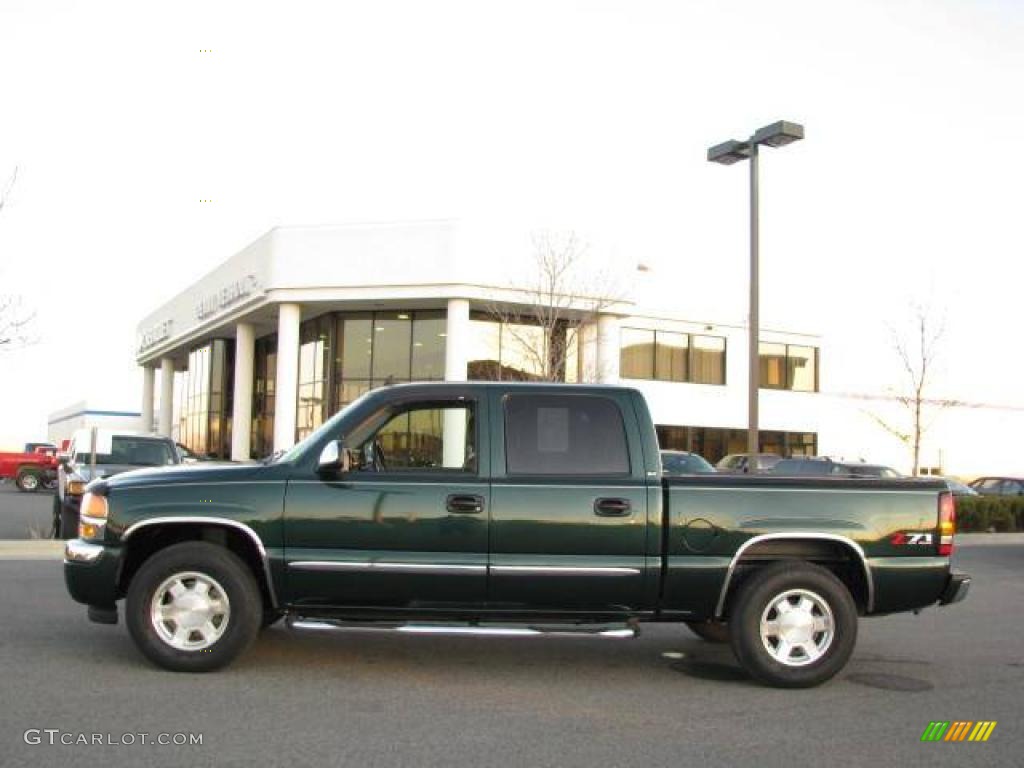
[504,394,630,476]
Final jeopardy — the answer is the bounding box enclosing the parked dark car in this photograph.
[715,453,781,474]
[660,450,716,475]
[54,431,180,539]
[943,478,979,498]
[968,477,1024,497]
[771,458,901,478]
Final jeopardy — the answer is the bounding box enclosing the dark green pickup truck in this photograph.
[64,383,969,687]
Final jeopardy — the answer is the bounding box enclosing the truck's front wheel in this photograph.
[126,542,261,672]
[16,469,41,492]
[728,561,857,688]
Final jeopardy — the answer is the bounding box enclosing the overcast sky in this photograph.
[1,0,1022,447]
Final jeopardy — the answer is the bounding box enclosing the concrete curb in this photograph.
[0,540,64,560]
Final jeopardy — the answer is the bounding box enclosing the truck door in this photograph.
[283,392,490,609]
[487,390,649,613]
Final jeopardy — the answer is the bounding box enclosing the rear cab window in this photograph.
[503,393,631,476]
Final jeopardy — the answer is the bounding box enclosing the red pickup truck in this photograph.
[0,446,59,492]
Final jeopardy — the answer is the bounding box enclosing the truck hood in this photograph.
[97,461,266,490]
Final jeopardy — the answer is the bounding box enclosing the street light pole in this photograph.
[747,142,760,454]
[708,120,804,457]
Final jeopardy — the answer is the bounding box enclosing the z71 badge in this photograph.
[891,531,933,546]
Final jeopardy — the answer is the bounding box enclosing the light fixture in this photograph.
[707,119,805,454]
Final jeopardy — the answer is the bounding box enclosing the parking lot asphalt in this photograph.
[0,536,1020,768]
[0,483,53,539]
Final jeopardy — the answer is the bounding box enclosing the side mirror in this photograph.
[317,439,350,474]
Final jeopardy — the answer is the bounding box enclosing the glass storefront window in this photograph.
[371,311,412,384]
[788,345,818,392]
[500,322,546,381]
[296,316,331,441]
[252,337,277,459]
[411,311,446,380]
[176,340,232,459]
[620,328,655,379]
[622,329,724,385]
[656,424,817,464]
[467,317,503,380]
[759,342,787,389]
[655,331,688,382]
[690,335,725,385]
[337,315,372,380]
[760,343,819,392]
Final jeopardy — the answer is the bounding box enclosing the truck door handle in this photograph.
[594,498,632,517]
[446,494,485,514]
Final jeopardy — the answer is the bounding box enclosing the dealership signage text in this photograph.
[194,274,259,321]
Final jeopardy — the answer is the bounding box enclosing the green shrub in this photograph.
[955,496,1024,532]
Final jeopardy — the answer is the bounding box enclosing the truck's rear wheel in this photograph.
[16,469,41,492]
[728,561,857,688]
[685,620,729,643]
[126,542,261,672]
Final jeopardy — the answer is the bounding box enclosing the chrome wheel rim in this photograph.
[20,474,39,490]
[759,588,834,667]
[150,571,231,651]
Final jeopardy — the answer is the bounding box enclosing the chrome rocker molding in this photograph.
[288,617,637,639]
[290,561,486,575]
[122,517,279,609]
[491,565,640,576]
[713,532,874,619]
[288,562,640,577]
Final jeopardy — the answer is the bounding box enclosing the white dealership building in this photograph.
[135,221,824,464]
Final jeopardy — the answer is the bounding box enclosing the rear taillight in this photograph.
[938,491,956,556]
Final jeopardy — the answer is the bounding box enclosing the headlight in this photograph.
[67,479,88,496]
[80,492,109,520]
[78,492,109,540]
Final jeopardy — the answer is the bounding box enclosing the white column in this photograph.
[443,298,471,468]
[141,366,155,434]
[273,303,301,452]
[231,322,255,460]
[595,313,621,384]
[444,298,470,382]
[159,358,175,438]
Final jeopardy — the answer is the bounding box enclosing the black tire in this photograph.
[728,561,857,688]
[685,620,730,643]
[126,542,262,672]
[51,495,62,539]
[16,469,41,493]
[59,502,78,541]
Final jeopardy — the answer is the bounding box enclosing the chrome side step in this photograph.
[287,617,638,639]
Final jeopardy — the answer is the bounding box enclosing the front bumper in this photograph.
[63,539,121,609]
[938,572,971,606]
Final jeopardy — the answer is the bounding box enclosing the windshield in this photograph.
[662,452,715,474]
[74,437,176,467]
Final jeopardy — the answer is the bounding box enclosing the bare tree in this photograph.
[868,303,959,475]
[485,231,622,382]
[0,165,36,351]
